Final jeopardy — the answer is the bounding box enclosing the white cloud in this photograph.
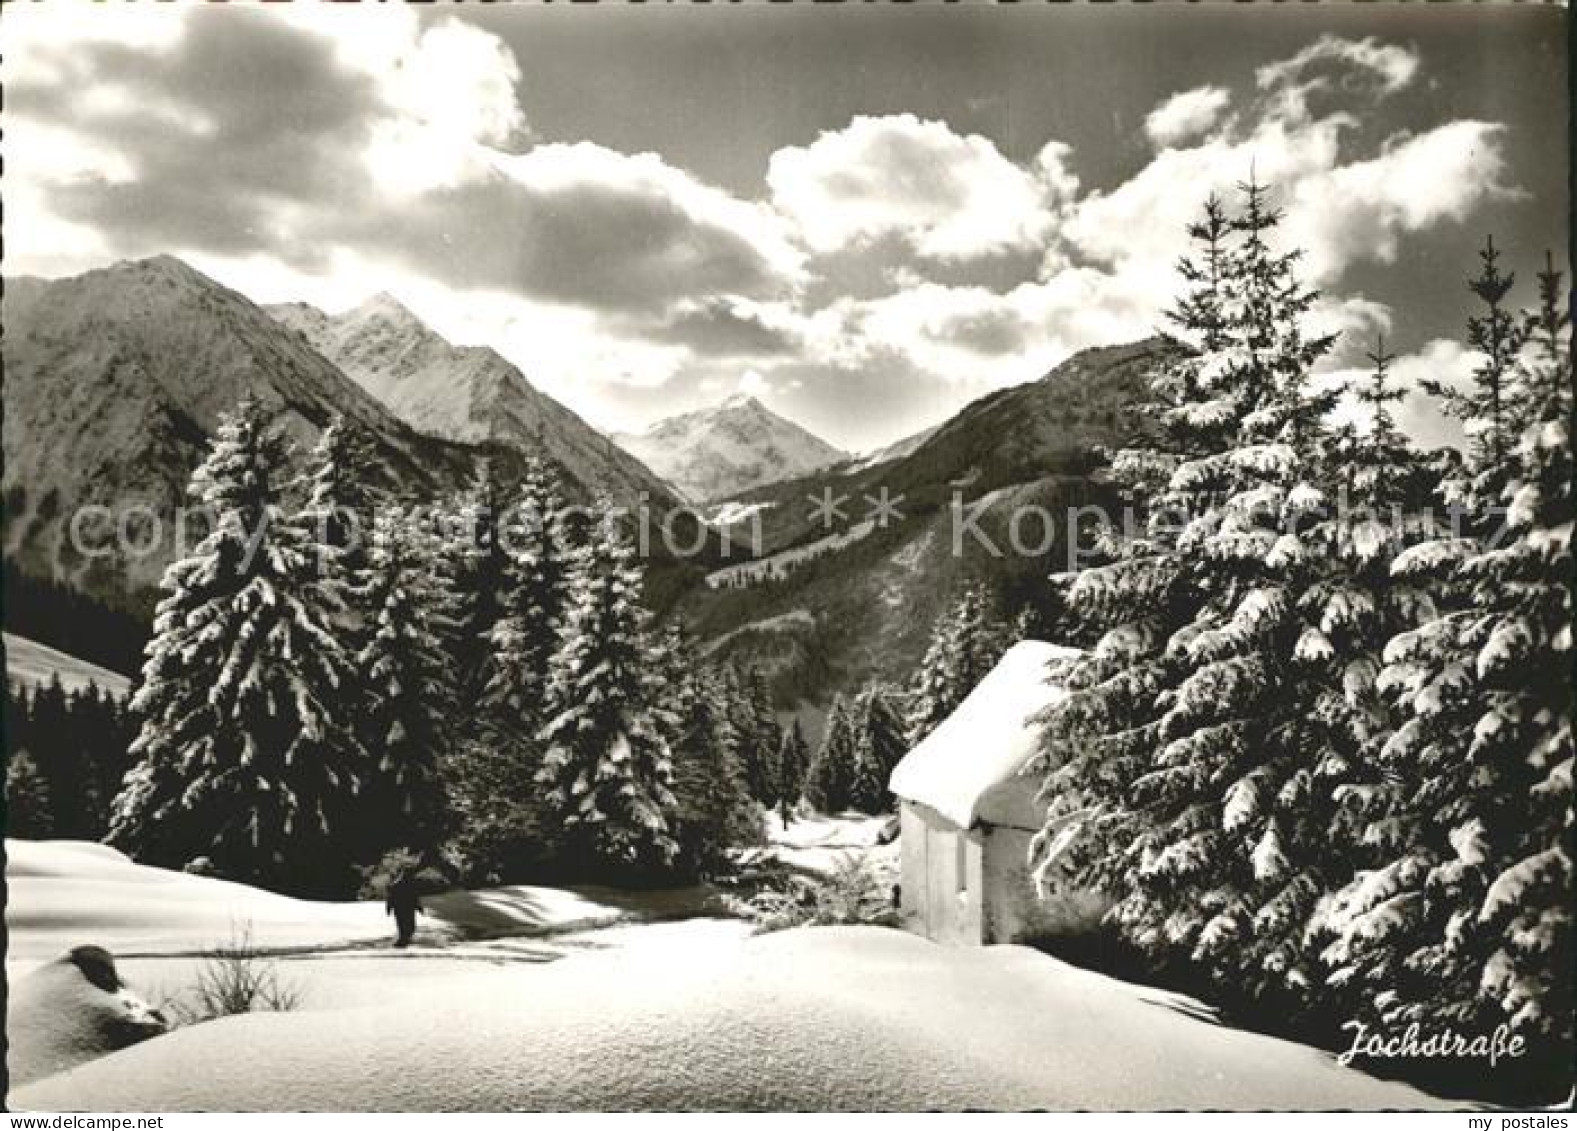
[810,36,1509,409]
[1311,294,1396,369]
[736,370,770,398]
[1391,339,1477,451]
[304,9,529,196]
[8,5,806,336]
[767,114,1073,261]
[2,2,186,83]
[1284,120,1521,279]
[1256,34,1420,123]
[1145,86,1232,149]
[818,269,1158,389]
[1058,35,1513,308]
[1325,338,1476,451]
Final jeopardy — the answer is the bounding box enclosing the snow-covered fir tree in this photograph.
[1426,237,1526,471]
[738,664,782,806]
[426,464,568,882]
[6,750,54,838]
[1318,251,1572,1086]
[667,659,759,875]
[480,457,570,740]
[1032,178,1345,1002]
[354,507,454,860]
[298,414,382,786]
[431,460,510,711]
[805,694,857,814]
[1222,332,1437,1008]
[109,398,364,895]
[1029,187,1255,914]
[536,506,678,873]
[712,664,752,805]
[847,683,906,814]
[299,414,380,595]
[776,718,812,814]
[907,585,1003,744]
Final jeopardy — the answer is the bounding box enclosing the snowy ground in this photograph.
[5,833,1457,1111]
[4,840,705,976]
[752,810,898,884]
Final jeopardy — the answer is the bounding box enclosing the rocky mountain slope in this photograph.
[270,295,671,504]
[613,395,846,503]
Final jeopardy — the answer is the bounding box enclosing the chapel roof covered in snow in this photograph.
[888,640,1083,830]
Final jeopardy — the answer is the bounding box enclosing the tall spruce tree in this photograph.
[1319,251,1573,1086]
[299,415,381,821]
[1226,333,1435,1003]
[355,508,453,860]
[668,662,758,875]
[536,508,678,873]
[805,694,857,814]
[299,415,380,597]
[433,461,510,712]
[739,664,782,805]
[1032,178,1343,1001]
[907,585,1002,744]
[6,751,54,838]
[1426,237,1526,472]
[848,683,906,814]
[109,398,363,895]
[480,457,570,741]
[1028,192,1283,910]
[776,718,812,814]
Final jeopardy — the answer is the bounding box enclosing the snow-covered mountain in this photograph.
[269,295,672,504]
[1,257,474,608]
[612,394,847,503]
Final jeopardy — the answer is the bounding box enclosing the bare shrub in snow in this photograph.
[165,922,301,1025]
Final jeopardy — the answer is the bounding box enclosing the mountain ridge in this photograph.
[613,394,847,504]
[268,296,673,504]
[678,336,1184,722]
[2,257,710,626]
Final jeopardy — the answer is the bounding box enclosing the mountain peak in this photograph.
[349,291,424,329]
[113,254,210,287]
[612,395,846,503]
[136,252,195,271]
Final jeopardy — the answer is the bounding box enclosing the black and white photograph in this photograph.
[1,0,1571,1115]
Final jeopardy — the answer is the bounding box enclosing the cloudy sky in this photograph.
[6,3,1566,451]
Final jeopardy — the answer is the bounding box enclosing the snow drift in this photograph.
[13,927,1451,1111]
[4,840,388,969]
[7,947,168,1088]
